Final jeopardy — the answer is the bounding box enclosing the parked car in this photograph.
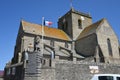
[91,74,120,80]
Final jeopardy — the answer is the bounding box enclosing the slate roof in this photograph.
[21,20,71,41]
[77,18,105,40]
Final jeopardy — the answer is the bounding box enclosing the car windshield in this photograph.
[98,76,113,80]
[117,77,120,80]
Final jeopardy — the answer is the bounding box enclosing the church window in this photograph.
[78,19,82,29]
[62,24,64,30]
[65,21,68,30]
[63,21,68,31]
[107,38,113,57]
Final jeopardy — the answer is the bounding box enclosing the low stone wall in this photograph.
[40,68,55,80]
[24,58,120,80]
[54,61,120,80]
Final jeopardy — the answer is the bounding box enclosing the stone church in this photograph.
[4,8,120,80]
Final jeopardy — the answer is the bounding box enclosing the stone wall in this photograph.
[6,53,120,80]
[72,12,92,40]
[54,61,120,80]
[97,20,120,64]
[25,59,120,80]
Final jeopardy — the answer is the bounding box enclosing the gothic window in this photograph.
[62,24,64,30]
[61,20,68,31]
[63,21,68,31]
[107,38,113,57]
[65,21,68,30]
[78,19,82,29]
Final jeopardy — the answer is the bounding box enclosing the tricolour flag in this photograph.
[44,20,53,26]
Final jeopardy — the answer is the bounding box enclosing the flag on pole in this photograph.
[44,20,53,26]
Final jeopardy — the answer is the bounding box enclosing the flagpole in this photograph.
[41,17,44,56]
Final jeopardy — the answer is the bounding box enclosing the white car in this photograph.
[91,74,120,80]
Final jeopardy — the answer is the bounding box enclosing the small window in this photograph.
[62,21,68,31]
[65,21,68,30]
[107,38,113,57]
[78,19,82,29]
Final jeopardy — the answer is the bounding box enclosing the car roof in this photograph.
[94,74,120,77]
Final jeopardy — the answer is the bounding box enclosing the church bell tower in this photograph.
[58,8,92,40]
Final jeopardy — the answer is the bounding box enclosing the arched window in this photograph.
[107,38,113,57]
[78,19,82,29]
[63,21,68,31]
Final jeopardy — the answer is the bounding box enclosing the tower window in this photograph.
[78,19,82,29]
[62,21,68,31]
[107,38,113,57]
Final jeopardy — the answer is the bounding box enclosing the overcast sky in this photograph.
[0,0,120,70]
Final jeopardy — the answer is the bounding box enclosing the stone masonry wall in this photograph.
[25,56,120,80]
[72,12,92,40]
[55,61,120,80]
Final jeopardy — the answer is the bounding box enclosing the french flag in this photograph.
[44,20,53,26]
